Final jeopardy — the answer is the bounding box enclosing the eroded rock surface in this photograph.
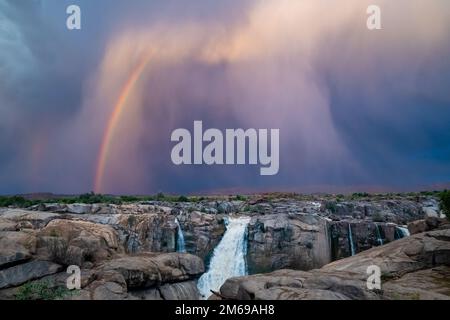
[219,225,450,300]
[247,214,331,273]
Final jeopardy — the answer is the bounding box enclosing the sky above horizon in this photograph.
[0,0,449,195]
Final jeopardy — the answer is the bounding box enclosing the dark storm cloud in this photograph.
[0,0,449,195]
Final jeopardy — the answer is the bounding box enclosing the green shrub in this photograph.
[439,190,450,220]
[156,192,165,201]
[351,192,370,199]
[120,195,141,203]
[0,196,37,208]
[177,195,189,202]
[15,281,72,300]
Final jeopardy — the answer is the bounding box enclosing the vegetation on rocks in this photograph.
[440,190,450,219]
[15,281,72,300]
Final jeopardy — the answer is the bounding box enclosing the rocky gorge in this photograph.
[0,193,448,300]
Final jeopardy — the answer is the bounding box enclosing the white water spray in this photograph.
[197,216,251,299]
[175,218,186,253]
[348,223,356,256]
[396,226,410,238]
[375,223,384,245]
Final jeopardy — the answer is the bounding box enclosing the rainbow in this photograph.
[94,54,152,193]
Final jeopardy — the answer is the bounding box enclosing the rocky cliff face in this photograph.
[0,194,446,300]
[28,203,227,260]
[219,220,450,300]
[0,207,206,300]
[328,221,404,260]
[176,211,226,260]
[244,196,433,272]
[247,214,331,273]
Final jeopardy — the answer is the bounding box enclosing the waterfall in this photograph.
[396,226,410,238]
[175,218,186,253]
[348,223,356,256]
[375,224,384,245]
[197,216,251,299]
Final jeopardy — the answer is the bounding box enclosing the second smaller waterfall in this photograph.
[375,224,384,246]
[348,223,356,256]
[396,226,410,238]
[175,218,186,253]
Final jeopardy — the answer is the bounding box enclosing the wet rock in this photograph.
[328,221,401,259]
[159,281,200,300]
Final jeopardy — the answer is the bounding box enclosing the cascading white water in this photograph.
[175,218,186,253]
[396,226,410,238]
[197,216,251,299]
[348,223,356,256]
[375,224,384,245]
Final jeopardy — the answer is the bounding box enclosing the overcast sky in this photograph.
[0,0,449,195]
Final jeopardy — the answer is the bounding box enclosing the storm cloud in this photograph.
[0,0,449,195]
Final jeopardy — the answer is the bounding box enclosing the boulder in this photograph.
[159,281,200,300]
[220,269,376,300]
[97,253,204,289]
[0,231,36,269]
[407,216,449,235]
[0,209,59,229]
[91,281,128,300]
[0,261,62,289]
[67,253,205,300]
[0,218,18,232]
[408,219,428,235]
[37,219,120,266]
[0,250,31,269]
[220,226,450,300]
[381,266,450,300]
[66,204,92,215]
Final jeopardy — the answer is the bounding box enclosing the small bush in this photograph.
[439,190,450,220]
[47,237,69,265]
[156,192,165,201]
[15,281,72,300]
[177,195,189,202]
[0,196,37,208]
[120,195,141,203]
[351,192,370,199]
[234,195,247,201]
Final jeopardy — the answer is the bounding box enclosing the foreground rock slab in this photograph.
[219,227,450,300]
[0,261,62,289]
[70,253,205,300]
